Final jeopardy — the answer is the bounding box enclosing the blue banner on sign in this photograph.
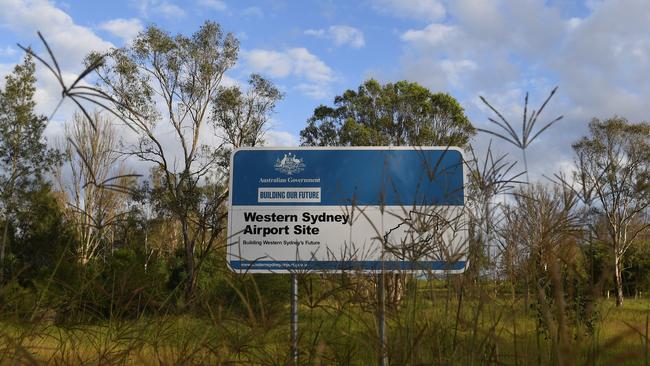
[231,148,464,206]
[230,260,467,271]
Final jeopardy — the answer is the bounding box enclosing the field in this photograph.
[2,278,649,366]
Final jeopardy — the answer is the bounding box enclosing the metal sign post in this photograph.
[290,273,298,365]
[378,272,388,366]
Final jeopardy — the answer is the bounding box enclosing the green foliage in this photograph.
[212,74,283,154]
[583,238,614,291]
[0,186,75,319]
[91,21,270,295]
[0,54,60,279]
[573,117,650,306]
[0,54,59,196]
[10,186,74,283]
[300,79,475,147]
[100,248,172,316]
[624,240,650,295]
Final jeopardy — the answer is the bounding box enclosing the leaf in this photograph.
[17,43,65,90]
[37,31,62,83]
[528,115,564,145]
[476,128,520,147]
[68,52,107,90]
[480,95,520,145]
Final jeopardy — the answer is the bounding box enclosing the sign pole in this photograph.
[291,273,298,365]
[378,272,388,366]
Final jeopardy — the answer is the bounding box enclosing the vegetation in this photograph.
[0,54,60,282]
[1,21,650,365]
[300,79,475,147]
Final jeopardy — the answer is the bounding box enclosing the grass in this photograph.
[2,281,650,365]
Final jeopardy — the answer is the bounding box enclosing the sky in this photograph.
[0,0,649,180]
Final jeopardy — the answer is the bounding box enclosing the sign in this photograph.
[227,147,468,274]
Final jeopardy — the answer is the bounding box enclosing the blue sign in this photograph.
[227,147,467,273]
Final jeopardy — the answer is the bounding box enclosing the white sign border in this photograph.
[226,146,468,274]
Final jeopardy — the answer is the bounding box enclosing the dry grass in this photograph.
[2,285,650,365]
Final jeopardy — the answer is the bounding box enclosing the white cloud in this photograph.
[393,0,650,181]
[198,0,227,12]
[157,2,185,18]
[445,0,564,58]
[133,0,186,19]
[243,47,335,99]
[0,63,15,88]
[401,23,455,46]
[585,0,604,11]
[370,0,445,22]
[304,29,325,37]
[0,62,79,119]
[0,0,120,160]
[397,0,567,94]
[552,0,650,124]
[566,17,582,31]
[473,0,650,180]
[287,48,335,83]
[295,83,330,99]
[439,59,477,86]
[305,25,365,48]
[100,18,143,44]
[264,130,298,147]
[220,74,240,88]
[0,0,113,70]
[244,49,293,78]
[0,46,17,57]
[242,6,263,18]
[0,0,117,124]
[448,0,504,41]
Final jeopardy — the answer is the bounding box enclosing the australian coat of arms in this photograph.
[274,153,305,175]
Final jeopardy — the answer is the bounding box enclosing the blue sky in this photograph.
[0,0,649,179]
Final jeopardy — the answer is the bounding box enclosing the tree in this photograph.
[300,79,475,147]
[91,22,276,296]
[212,73,282,155]
[0,54,59,277]
[300,79,475,306]
[57,111,133,264]
[572,117,650,306]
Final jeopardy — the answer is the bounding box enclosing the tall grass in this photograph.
[4,272,650,365]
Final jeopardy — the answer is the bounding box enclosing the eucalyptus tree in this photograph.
[89,22,239,294]
[572,117,650,306]
[90,22,235,295]
[0,54,59,277]
[300,79,474,147]
[212,73,282,167]
[89,21,278,296]
[300,79,475,306]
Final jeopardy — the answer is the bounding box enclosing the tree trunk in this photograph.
[0,219,8,282]
[182,219,196,298]
[386,273,404,308]
[614,255,624,307]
